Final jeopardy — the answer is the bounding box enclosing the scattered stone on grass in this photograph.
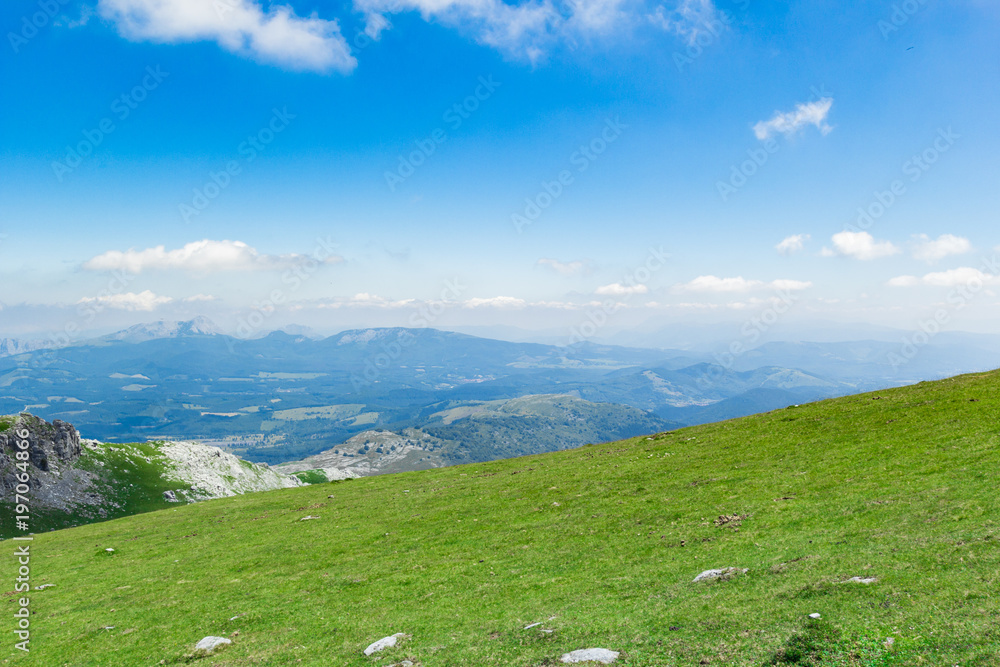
[524,622,542,629]
[713,514,748,530]
[363,633,408,655]
[692,567,748,583]
[163,490,179,502]
[33,584,55,590]
[300,515,320,521]
[560,648,620,664]
[808,613,822,619]
[843,576,877,584]
[194,636,231,653]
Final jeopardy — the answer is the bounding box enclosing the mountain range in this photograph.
[2,320,999,470]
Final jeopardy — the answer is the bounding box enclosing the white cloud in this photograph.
[648,0,721,45]
[356,0,559,61]
[823,231,900,261]
[753,98,834,141]
[887,275,920,287]
[98,0,356,73]
[357,0,700,60]
[922,267,993,287]
[537,258,592,276]
[674,275,811,293]
[888,267,996,288]
[78,290,173,311]
[463,296,528,308]
[912,234,972,263]
[595,282,648,296]
[82,240,342,273]
[677,275,761,292]
[183,294,217,302]
[769,279,813,291]
[776,234,809,256]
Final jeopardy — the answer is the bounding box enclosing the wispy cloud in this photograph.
[595,282,648,296]
[912,233,972,263]
[82,240,343,273]
[776,234,809,256]
[537,258,593,276]
[98,0,356,73]
[753,98,834,141]
[673,275,811,293]
[821,231,900,260]
[356,0,559,61]
[78,290,173,311]
[463,296,528,308]
[648,0,721,45]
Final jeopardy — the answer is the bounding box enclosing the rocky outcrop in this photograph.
[0,414,305,528]
[157,440,304,501]
[0,413,101,511]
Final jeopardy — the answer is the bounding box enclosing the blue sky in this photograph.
[1,0,999,343]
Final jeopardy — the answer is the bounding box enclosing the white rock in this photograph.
[195,636,232,653]
[363,633,407,655]
[105,548,115,552]
[524,622,543,629]
[692,567,747,582]
[300,515,320,521]
[560,648,619,664]
[158,441,304,501]
[809,613,822,619]
[844,576,877,584]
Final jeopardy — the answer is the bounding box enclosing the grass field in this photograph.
[3,371,1000,665]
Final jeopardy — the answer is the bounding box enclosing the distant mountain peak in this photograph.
[105,317,225,343]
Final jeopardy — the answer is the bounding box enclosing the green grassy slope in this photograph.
[4,371,1000,666]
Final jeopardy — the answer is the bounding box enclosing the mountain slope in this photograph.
[5,370,1000,665]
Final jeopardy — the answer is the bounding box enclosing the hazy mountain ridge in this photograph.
[3,321,998,469]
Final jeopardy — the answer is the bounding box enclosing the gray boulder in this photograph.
[560,648,619,663]
[194,636,231,653]
[364,633,407,655]
[693,567,748,582]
